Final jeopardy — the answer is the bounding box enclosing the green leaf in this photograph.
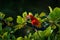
[0,23,2,31]
[16,37,23,40]
[33,31,40,40]
[2,32,8,38]
[48,6,53,13]
[34,13,39,18]
[48,7,60,31]
[24,36,28,40]
[28,33,32,38]
[0,12,5,19]
[44,26,53,36]
[31,38,34,40]
[14,24,24,30]
[39,12,46,17]
[37,31,45,37]
[47,36,51,40]
[17,16,25,24]
[51,25,56,30]
[48,7,60,22]
[2,32,10,40]
[5,17,13,22]
[37,18,42,23]
[22,12,27,18]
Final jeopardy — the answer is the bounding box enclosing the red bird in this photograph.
[26,14,41,28]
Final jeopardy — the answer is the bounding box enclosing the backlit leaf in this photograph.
[17,16,25,24]
[5,17,13,22]
[22,11,27,18]
[0,12,5,19]
[39,12,46,17]
[16,37,23,40]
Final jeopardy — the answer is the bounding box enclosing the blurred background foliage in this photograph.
[0,0,60,17]
[0,7,60,40]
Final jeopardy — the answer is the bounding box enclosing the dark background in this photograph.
[0,0,60,18]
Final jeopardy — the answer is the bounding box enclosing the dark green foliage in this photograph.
[0,7,60,40]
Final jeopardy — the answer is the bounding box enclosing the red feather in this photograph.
[27,15,41,28]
